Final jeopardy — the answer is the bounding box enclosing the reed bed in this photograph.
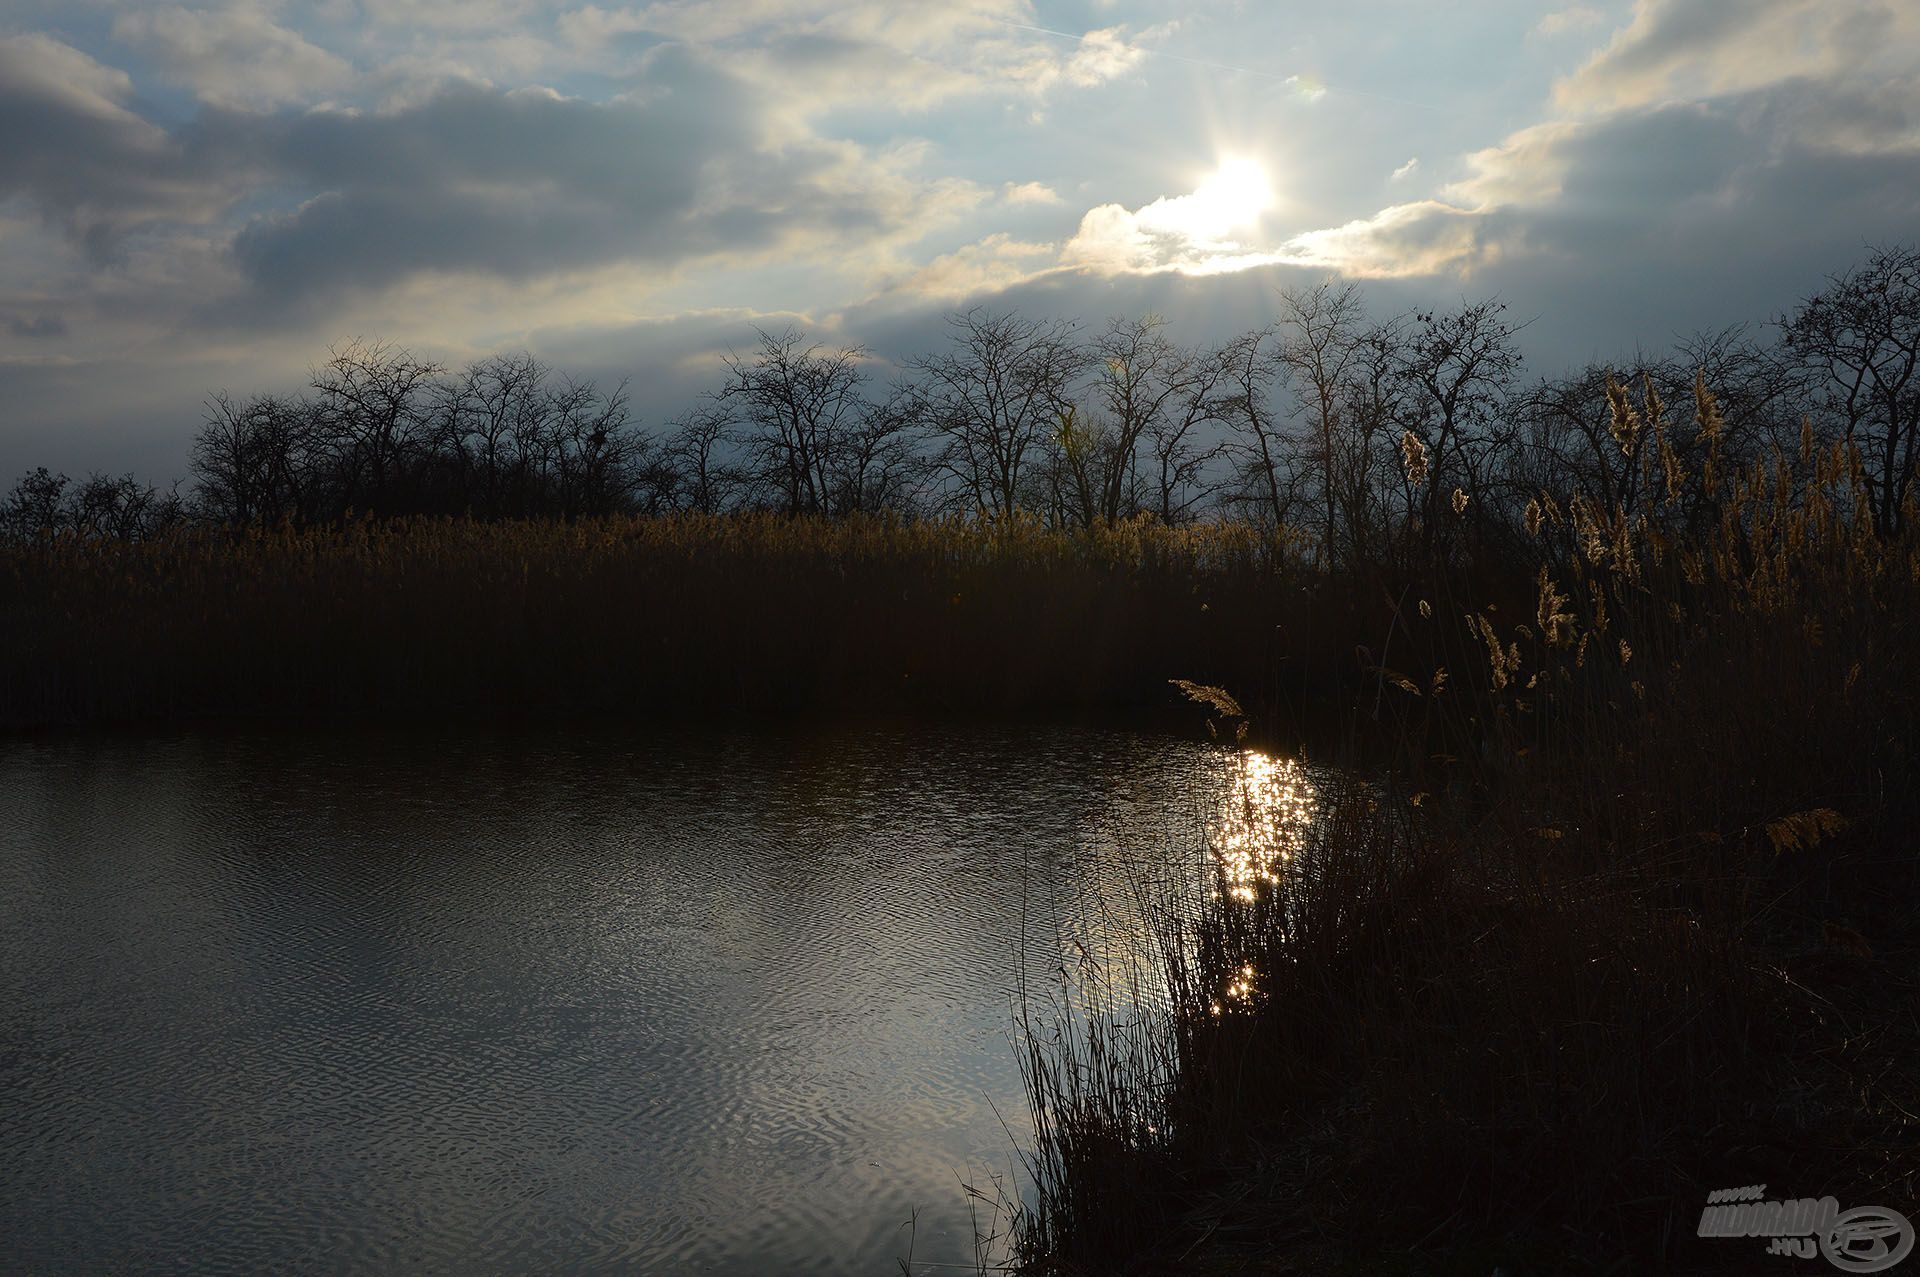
[0,512,1316,727]
[1011,399,1920,1273]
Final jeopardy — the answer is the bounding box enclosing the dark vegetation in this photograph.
[9,249,1918,729]
[0,515,1303,725]
[1007,249,1920,1274]
[18,253,1913,549]
[5,247,1919,1272]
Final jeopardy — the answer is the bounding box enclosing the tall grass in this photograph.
[0,512,1335,727]
[1011,393,1920,1272]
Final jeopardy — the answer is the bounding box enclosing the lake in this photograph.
[0,722,1309,1274]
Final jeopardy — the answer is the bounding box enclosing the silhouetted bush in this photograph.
[1010,384,1920,1273]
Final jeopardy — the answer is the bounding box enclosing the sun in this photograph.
[1137,156,1275,246]
[1193,157,1274,230]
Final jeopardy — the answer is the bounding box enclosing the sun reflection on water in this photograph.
[1201,751,1318,1015]
[1206,751,1317,904]
[1045,746,1321,1025]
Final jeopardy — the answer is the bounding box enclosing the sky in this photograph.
[2,0,1918,481]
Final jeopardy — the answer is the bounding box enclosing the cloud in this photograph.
[0,33,254,260]
[1283,201,1500,278]
[8,314,68,339]
[1442,120,1585,207]
[111,3,355,108]
[1063,160,1279,275]
[0,29,982,322]
[224,59,972,310]
[1280,0,1920,284]
[887,233,1057,299]
[357,0,550,29]
[560,0,1028,55]
[1389,157,1420,182]
[0,4,1184,344]
[1062,26,1147,86]
[1283,74,1327,104]
[1555,0,1919,115]
[556,2,1156,108]
[1530,7,1606,40]
[1003,181,1063,206]
[714,31,980,115]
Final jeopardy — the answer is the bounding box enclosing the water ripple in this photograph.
[0,722,1236,1275]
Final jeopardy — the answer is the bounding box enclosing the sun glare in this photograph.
[1196,157,1274,227]
[1135,156,1274,248]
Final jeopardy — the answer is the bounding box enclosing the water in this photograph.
[0,722,1288,1275]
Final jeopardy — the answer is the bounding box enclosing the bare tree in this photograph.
[830,389,922,515]
[549,375,639,517]
[68,473,179,540]
[1394,300,1525,558]
[4,466,180,540]
[1327,317,1407,566]
[1514,361,1660,518]
[1276,281,1367,565]
[663,405,740,514]
[1781,244,1920,533]
[721,327,870,516]
[436,352,549,517]
[1039,404,1116,529]
[2,467,71,538]
[309,339,443,513]
[1676,325,1801,464]
[191,392,316,524]
[912,309,1086,520]
[1217,325,1295,532]
[1089,314,1228,524]
[1143,372,1229,525]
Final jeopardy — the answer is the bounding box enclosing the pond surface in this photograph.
[0,722,1304,1275]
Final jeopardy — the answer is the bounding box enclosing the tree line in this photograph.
[7,244,1917,566]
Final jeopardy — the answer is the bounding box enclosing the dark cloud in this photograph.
[8,314,68,339]
[219,47,959,317]
[0,34,249,260]
[1501,97,1920,303]
[231,63,745,304]
[1556,0,1910,114]
[1272,62,1920,365]
[110,3,354,109]
[0,34,948,323]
